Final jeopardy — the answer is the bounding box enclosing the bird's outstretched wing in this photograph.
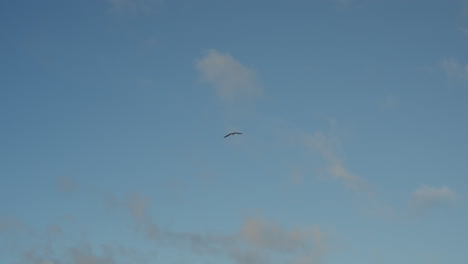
[224,132,242,138]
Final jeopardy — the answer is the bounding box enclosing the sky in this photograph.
[1,0,468,263]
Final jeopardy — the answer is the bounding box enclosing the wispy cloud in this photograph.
[106,193,159,239]
[241,217,311,252]
[19,243,142,264]
[238,216,331,264]
[409,186,457,215]
[4,176,334,264]
[126,193,159,239]
[3,209,153,264]
[113,192,332,264]
[68,245,116,264]
[0,216,24,232]
[304,130,373,196]
[441,58,468,83]
[196,49,263,104]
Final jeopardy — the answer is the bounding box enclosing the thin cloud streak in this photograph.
[409,185,457,216]
[196,49,263,104]
[112,191,333,264]
[304,131,373,197]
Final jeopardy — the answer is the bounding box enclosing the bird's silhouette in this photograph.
[224,132,243,138]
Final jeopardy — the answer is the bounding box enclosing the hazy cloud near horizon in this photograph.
[2,186,333,264]
[409,186,458,216]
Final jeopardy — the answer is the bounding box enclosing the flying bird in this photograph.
[224,132,243,138]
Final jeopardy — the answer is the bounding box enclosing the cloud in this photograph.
[237,216,332,264]
[304,131,373,196]
[113,193,233,255]
[125,193,159,239]
[441,59,468,82]
[195,49,263,104]
[114,192,332,264]
[236,217,331,264]
[240,217,311,253]
[19,243,139,264]
[409,186,457,215]
[0,216,24,232]
[66,246,114,264]
[241,219,306,251]
[10,226,147,264]
[4,186,333,264]
[228,248,267,264]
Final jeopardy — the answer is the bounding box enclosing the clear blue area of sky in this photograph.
[1,0,467,263]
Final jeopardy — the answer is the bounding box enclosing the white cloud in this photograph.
[5,187,332,264]
[196,49,263,104]
[411,186,457,206]
[125,193,158,239]
[305,132,336,161]
[116,192,332,263]
[441,59,468,82]
[240,217,311,252]
[409,186,457,215]
[60,173,324,260]
[328,161,370,193]
[304,131,373,196]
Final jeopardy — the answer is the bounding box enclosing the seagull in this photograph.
[224,132,243,138]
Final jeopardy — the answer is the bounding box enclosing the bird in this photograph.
[224,132,243,138]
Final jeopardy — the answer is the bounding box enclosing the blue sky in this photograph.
[1,0,468,263]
